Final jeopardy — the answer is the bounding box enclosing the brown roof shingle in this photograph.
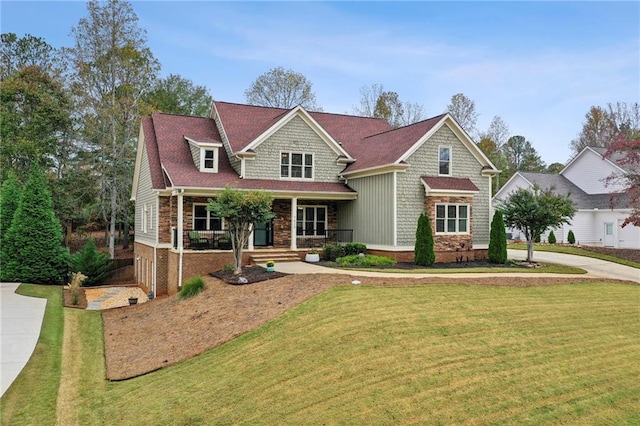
[421,176,479,192]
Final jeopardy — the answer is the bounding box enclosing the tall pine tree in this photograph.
[1,166,68,284]
[0,172,20,248]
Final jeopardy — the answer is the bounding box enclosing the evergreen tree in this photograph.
[0,172,20,248]
[488,210,508,264]
[0,166,68,284]
[70,238,110,286]
[567,230,576,245]
[414,212,435,266]
[547,230,557,244]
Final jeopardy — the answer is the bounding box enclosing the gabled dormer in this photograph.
[185,136,223,173]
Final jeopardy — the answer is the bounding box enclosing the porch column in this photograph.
[290,197,297,250]
[248,223,254,251]
[177,190,184,289]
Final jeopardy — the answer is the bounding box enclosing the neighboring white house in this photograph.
[494,146,639,249]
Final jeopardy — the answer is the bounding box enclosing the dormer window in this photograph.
[439,146,451,176]
[185,136,222,173]
[281,151,313,179]
[201,148,217,172]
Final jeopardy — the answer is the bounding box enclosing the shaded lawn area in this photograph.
[4,280,640,425]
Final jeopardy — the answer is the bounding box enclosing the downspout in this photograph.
[177,188,184,290]
[392,171,398,247]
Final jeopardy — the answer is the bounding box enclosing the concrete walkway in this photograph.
[1,283,47,397]
[272,250,639,283]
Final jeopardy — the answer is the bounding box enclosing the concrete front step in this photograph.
[250,252,301,264]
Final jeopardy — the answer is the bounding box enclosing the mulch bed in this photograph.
[579,246,640,263]
[210,265,288,284]
[62,288,88,309]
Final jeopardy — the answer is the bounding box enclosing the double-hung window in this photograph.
[202,149,216,171]
[193,204,223,231]
[296,206,326,236]
[435,204,468,234]
[439,146,451,176]
[281,152,313,179]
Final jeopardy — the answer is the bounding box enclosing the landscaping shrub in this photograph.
[179,275,206,300]
[336,254,395,267]
[323,244,345,262]
[70,239,110,286]
[414,212,435,266]
[68,272,87,305]
[567,230,576,245]
[344,242,367,256]
[547,230,557,244]
[488,210,508,264]
[0,166,69,284]
[535,234,541,243]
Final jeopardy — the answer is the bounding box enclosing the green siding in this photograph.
[134,141,158,245]
[338,173,394,245]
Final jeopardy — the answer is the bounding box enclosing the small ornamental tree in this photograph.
[488,210,507,264]
[0,172,20,249]
[70,238,110,286]
[0,166,69,284]
[208,187,274,275]
[500,185,576,262]
[547,230,557,244]
[567,230,576,245]
[604,134,640,227]
[414,212,435,266]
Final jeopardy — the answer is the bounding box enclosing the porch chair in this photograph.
[188,231,210,250]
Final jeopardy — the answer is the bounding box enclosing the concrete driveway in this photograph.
[507,249,640,283]
[1,283,47,397]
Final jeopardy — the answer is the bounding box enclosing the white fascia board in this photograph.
[184,136,222,148]
[131,123,145,201]
[240,106,354,161]
[341,163,408,179]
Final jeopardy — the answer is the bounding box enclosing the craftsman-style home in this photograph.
[132,101,498,295]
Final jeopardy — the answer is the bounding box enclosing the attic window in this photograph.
[201,148,218,172]
[439,146,451,176]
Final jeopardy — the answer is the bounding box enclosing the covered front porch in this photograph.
[171,194,356,251]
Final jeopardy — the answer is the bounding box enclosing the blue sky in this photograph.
[2,1,639,165]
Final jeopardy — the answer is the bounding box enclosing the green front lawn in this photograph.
[350,262,586,274]
[4,282,640,424]
[509,243,640,269]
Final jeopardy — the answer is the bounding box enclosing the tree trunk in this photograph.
[527,239,534,262]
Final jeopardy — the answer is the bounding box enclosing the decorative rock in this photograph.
[358,253,365,258]
[237,276,248,284]
[352,280,361,285]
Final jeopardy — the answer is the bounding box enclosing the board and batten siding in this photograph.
[134,139,158,246]
[243,116,343,182]
[396,124,492,247]
[338,173,395,246]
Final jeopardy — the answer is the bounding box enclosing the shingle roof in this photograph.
[519,172,615,209]
[421,176,479,192]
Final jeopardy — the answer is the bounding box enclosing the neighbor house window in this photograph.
[439,146,451,175]
[281,152,313,179]
[193,204,223,230]
[201,148,218,173]
[435,204,468,234]
[296,206,326,236]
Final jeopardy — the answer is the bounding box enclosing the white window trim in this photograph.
[296,205,327,237]
[280,151,315,180]
[438,145,452,176]
[193,203,225,231]
[200,147,219,173]
[435,203,469,235]
[142,204,148,233]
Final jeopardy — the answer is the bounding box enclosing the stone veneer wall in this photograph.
[424,195,474,254]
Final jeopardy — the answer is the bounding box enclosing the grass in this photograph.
[346,262,586,275]
[5,282,640,424]
[509,243,640,269]
[0,285,63,426]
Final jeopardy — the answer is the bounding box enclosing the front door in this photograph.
[603,222,615,247]
[254,220,273,246]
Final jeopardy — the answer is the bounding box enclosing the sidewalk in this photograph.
[271,250,639,283]
[0,283,47,397]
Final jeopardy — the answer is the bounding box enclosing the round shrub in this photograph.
[336,254,396,267]
[179,275,206,300]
